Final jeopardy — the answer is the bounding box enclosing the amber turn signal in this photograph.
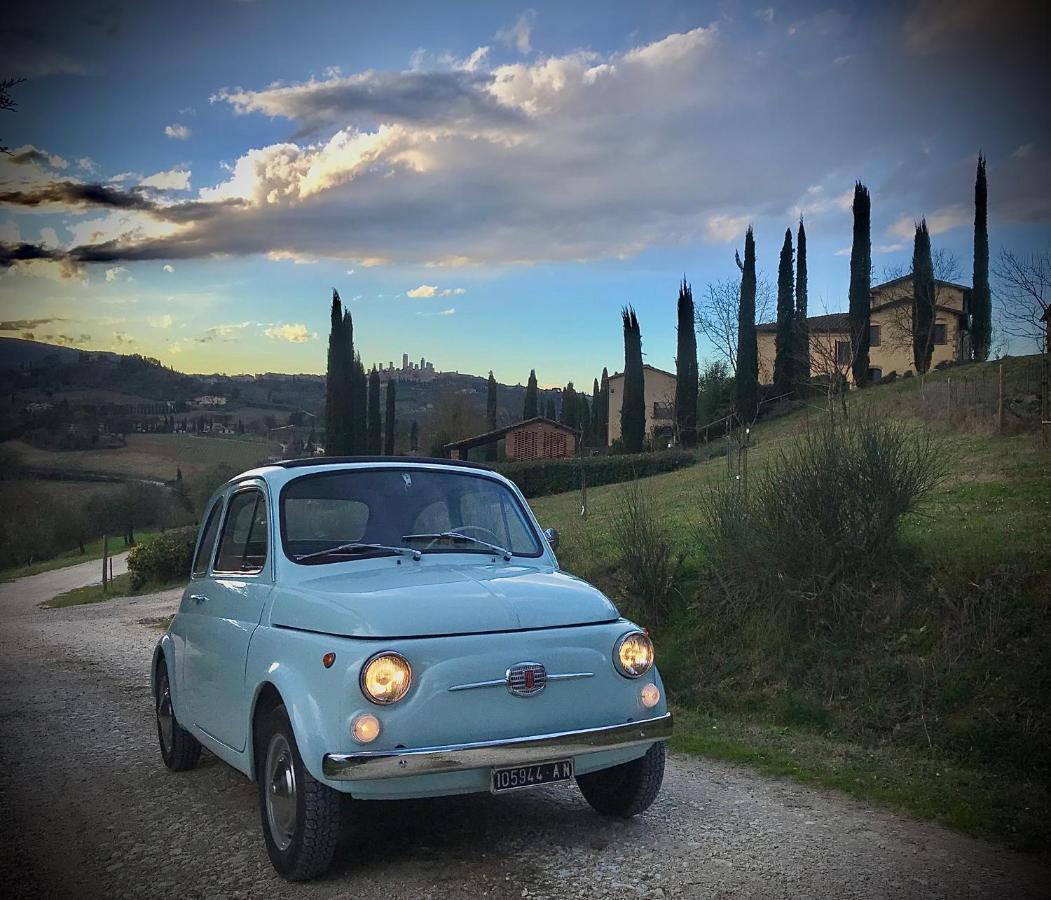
[323,652,336,668]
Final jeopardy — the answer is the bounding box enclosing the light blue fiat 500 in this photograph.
[152,457,671,880]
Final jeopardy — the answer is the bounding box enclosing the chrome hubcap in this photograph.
[156,677,174,754]
[265,733,297,851]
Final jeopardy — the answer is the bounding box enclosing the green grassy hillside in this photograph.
[531,355,1051,850]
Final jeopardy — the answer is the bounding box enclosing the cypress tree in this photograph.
[324,290,347,454]
[366,366,382,454]
[560,382,578,429]
[971,153,991,361]
[544,396,556,420]
[735,228,759,422]
[485,371,498,461]
[599,367,610,447]
[577,394,591,447]
[409,419,419,452]
[523,369,539,419]
[591,378,601,446]
[621,306,646,452]
[912,220,936,375]
[384,378,396,455]
[352,356,367,453]
[773,229,795,397]
[849,182,872,386]
[795,218,810,390]
[675,278,699,446]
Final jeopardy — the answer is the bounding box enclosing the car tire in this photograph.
[155,661,202,772]
[256,703,342,881]
[576,740,666,818]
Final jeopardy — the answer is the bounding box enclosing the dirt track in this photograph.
[0,559,1047,899]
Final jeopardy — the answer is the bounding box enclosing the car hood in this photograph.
[268,563,620,638]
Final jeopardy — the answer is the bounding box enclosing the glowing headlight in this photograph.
[361,652,412,704]
[614,631,655,678]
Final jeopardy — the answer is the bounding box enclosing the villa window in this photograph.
[835,340,851,366]
[933,323,947,345]
[869,324,881,347]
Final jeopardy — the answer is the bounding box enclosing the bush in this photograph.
[127,526,196,588]
[699,415,944,614]
[496,450,695,498]
[607,479,684,625]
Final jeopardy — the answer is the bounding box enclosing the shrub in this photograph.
[496,450,695,498]
[607,479,685,625]
[699,415,944,615]
[127,526,196,588]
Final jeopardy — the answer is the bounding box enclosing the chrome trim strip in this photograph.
[322,712,672,781]
[447,671,594,692]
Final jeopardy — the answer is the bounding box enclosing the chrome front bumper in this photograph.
[322,712,673,781]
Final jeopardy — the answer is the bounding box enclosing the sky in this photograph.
[0,0,1048,386]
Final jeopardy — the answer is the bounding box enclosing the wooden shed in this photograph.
[444,417,578,462]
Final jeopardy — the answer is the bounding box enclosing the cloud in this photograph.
[4,18,1049,276]
[149,314,174,329]
[406,284,465,298]
[1013,143,1035,159]
[888,205,970,240]
[140,168,192,191]
[266,250,318,264]
[164,123,191,140]
[754,7,775,24]
[417,307,457,317]
[264,322,316,342]
[112,331,135,346]
[496,10,536,55]
[8,145,68,169]
[196,321,254,343]
[0,318,64,331]
[105,266,130,282]
[163,264,174,273]
[213,69,522,135]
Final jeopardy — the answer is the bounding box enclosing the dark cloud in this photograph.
[8,147,52,166]
[0,181,245,223]
[0,318,64,331]
[216,69,524,137]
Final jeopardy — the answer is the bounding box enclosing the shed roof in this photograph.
[442,416,577,452]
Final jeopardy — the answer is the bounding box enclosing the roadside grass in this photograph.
[41,571,185,608]
[0,532,159,584]
[138,614,175,631]
[529,354,1051,850]
[670,708,1050,852]
[3,432,266,482]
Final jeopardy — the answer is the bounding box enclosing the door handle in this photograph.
[189,594,207,605]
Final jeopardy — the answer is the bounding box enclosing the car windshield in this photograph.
[281,468,542,564]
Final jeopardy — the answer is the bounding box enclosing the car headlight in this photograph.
[360,652,412,704]
[614,631,654,678]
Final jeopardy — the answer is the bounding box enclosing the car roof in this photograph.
[274,455,491,471]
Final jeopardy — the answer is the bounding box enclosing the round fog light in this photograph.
[640,683,660,709]
[352,713,381,744]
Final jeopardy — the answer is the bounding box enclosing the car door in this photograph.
[176,496,226,725]
[183,482,273,751]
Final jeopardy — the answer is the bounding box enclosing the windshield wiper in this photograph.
[294,542,421,563]
[402,532,512,560]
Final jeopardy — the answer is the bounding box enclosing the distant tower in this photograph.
[402,353,409,370]
[420,357,425,370]
[389,360,394,371]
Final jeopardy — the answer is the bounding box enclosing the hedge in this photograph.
[495,450,697,498]
[127,526,197,588]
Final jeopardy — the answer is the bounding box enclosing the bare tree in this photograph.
[879,249,962,285]
[1,77,25,155]
[994,247,1049,353]
[694,272,773,373]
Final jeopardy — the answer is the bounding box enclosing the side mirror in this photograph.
[543,527,559,553]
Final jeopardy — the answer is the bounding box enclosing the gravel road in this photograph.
[0,560,1047,900]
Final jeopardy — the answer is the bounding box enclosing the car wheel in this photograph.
[155,661,202,771]
[256,703,342,881]
[576,741,665,818]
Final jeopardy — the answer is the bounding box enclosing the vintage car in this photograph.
[152,457,672,880]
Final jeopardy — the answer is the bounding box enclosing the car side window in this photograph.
[191,499,224,579]
[214,489,268,574]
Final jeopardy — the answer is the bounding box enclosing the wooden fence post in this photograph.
[997,364,1004,435]
[102,535,108,592]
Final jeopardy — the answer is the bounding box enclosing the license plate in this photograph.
[491,759,575,794]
